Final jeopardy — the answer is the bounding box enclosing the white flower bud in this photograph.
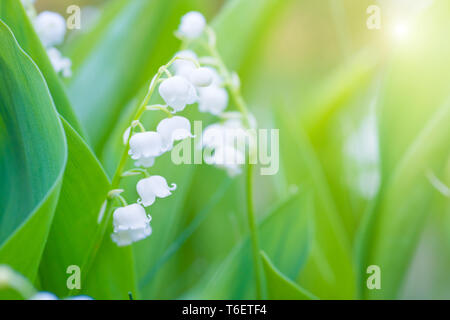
[205,146,245,177]
[159,76,197,112]
[46,47,72,78]
[128,131,164,161]
[34,11,66,47]
[189,67,213,87]
[157,116,193,150]
[178,11,206,39]
[198,86,228,115]
[172,50,198,78]
[136,176,177,207]
[111,204,152,246]
[202,119,253,155]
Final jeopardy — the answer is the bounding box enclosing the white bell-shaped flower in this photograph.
[46,47,72,78]
[178,11,206,39]
[134,156,156,168]
[205,145,245,177]
[189,67,213,87]
[30,292,58,300]
[111,204,152,246]
[157,116,193,150]
[159,76,197,112]
[172,50,198,79]
[202,119,253,154]
[136,176,177,207]
[129,131,164,160]
[201,123,227,150]
[198,86,228,115]
[34,11,66,47]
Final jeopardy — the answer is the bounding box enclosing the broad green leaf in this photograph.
[0,0,84,135]
[277,106,355,299]
[0,20,67,281]
[37,118,136,299]
[186,189,313,299]
[260,251,317,300]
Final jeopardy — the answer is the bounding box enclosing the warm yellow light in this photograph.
[392,22,410,40]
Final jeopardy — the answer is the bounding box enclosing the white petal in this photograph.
[157,116,193,150]
[30,292,58,300]
[111,204,152,246]
[198,86,228,115]
[136,176,176,207]
[159,76,196,112]
[205,146,245,177]
[178,11,206,39]
[189,67,213,87]
[112,225,152,246]
[172,50,198,74]
[134,156,156,168]
[68,296,93,300]
[129,131,164,160]
[202,123,227,149]
[113,204,150,231]
[34,11,66,47]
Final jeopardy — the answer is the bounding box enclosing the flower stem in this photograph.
[205,31,263,299]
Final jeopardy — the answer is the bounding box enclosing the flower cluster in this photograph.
[22,1,72,77]
[175,12,256,176]
[106,11,255,246]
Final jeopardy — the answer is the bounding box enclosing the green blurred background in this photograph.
[3,0,449,299]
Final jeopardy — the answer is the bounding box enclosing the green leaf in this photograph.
[37,118,136,299]
[212,0,289,71]
[186,189,313,299]
[260,251,317,300]
[356,100,450,299]
[0,20,67,281]
[277,106,356,299]
[0,0,84,135]
[356,2,450,299]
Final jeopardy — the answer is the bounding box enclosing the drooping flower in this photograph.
[111,204,152,246]
[172,50,198,79]
[46,47,72,78]
[30,292,58,300]
[135,157,156,168]
[129,131,164,159]
[156,116,193,150]
[189,67,213,87]
[159,76,197,112]
[136,176,177,207]
[177,11,206,39]
[198,86,228,115]
[34,11,66,47]
[205,145,245,177]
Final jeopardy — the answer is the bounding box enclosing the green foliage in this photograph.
[0,21,66,281]
[0,0,449,301]
[261,252,317,300]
